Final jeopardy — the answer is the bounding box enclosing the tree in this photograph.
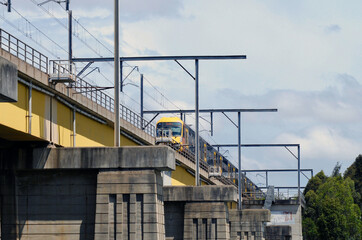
[344,155,362,211]
[303,166,362,240]
[303,170,327,195]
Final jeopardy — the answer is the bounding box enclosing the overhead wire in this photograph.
[3,2,217,137]
[30,0,111,59]
[0,6,67,58]
[57,1,114,55]
[11,7,69,55]
[0,14,58,58]
[30,0,190,117]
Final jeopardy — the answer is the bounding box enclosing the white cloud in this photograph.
[275,126,360,172]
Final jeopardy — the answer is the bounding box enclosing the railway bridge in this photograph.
[0,28,303,239]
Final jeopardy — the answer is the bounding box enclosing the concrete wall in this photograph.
[1,169,169,240]
[244,200,303,240]
[265,225,292,240]
[0,56,17,102]
[0,146,175,240]
[164,202,184,240]
[164,186,237,240]
[229,209,270,240]
[5,170,97,240]
[269,204,302,240]
[94,170,165,240]
[184,202,230,240]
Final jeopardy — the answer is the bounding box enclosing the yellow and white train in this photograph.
[156,117,236,178]
[155,116,263,196]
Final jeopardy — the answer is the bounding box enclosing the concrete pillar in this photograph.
[94,169,165,240]
[163,185,237,240]
[184,202,230,240]
[229,209,271,240]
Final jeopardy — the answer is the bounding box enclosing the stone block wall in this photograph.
[164,186,237,240]
[94,170,165,240]
[184,202,230,240]
[2,170,97,240]
[229,209,271,240]
[0,146,175,240]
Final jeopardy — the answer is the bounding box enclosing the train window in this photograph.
[156,122,182,137]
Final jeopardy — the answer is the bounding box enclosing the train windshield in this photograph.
[156,122,182,137]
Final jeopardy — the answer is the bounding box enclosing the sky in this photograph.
[1,0,361,191]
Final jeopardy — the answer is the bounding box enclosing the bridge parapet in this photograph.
[0,27,155,145]
[0,28,48,72]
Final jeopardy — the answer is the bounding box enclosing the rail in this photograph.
[0,28,48,72]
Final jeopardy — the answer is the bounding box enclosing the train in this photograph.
[155,116,263,197]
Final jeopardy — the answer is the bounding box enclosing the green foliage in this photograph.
[344,154,362,211]
[303,170,327,195]
[303,166,362,240]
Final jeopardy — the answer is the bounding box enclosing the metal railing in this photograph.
[273,188,302,200]
[0,28,48,72]
[209,166,222,177]
[164,142,209,173]
[243,191,265,200]
[49,60,76,83]
[0,27,155,137]
[73,78,155,136]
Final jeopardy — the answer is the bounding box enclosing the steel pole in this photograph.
[73,107,76,147]
[66,0,69,11]
[68,9,73,92]
[68,10,72,65]
[28,82,32,134]
[238,112,242,210]
[114,0,120,147]
[140,74,144,127]
[195,59,200,186]
[298,145,301,204]
[210,112,213,136]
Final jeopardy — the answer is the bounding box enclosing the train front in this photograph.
[155,117,184,146]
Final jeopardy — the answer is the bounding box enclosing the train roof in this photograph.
[157,117,184,124]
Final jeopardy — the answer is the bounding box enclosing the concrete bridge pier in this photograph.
[0,145,175,240]
[163,185,237,240]
[229,209,271,240]
[163,186,271,240]
[94,169,166,240]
